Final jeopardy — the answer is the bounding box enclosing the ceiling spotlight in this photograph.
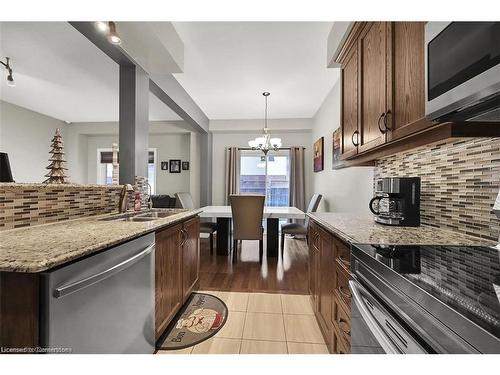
[95,21,109,33]
[107,22,121,45]
[1,57,15,87]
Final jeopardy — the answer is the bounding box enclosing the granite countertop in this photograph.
[0,209,202,273]
[307,212,496,247]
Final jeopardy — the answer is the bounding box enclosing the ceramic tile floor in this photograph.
[157,291,329,354]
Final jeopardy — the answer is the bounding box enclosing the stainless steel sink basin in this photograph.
[99,209,185,222]
[136,210,181,219]
[99,214,155,222]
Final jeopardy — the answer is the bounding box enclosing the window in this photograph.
[239,150,290,207]
[97,148,157,194]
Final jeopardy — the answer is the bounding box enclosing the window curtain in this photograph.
[224,147,241,205]
[289,146,306,213]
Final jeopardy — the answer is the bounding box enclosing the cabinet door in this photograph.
[308,223,320,311]
[387,22,433,141]
[155,224,183,339]
[341,43,359,159]
[182,216,200,302]
[359,22,388,153]
[318,228,334,347]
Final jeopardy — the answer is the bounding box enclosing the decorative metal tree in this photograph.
[43,128,69,184]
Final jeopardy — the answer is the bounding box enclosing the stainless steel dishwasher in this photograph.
[40,233,155,354]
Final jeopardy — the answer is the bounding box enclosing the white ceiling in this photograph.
[172,22,339,120]
[0,22,181,123]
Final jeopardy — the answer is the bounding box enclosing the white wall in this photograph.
[0,100,66,183]
[210,122,313,206]
[151,133,190,195]
[65,121,192,196]
[312,80,374,213]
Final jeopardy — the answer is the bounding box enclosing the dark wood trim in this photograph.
[387,116,436,141]
[335,121,496,168]
[335,22,366,65]
[0,272,40,349]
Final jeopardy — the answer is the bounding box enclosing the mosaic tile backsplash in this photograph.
[375,138,500,241]
[0,183,122,230]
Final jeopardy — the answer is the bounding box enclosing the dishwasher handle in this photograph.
[349,279,401,354]
[54,242,155,299]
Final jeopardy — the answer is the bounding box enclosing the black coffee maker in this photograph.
[369,177,421,226]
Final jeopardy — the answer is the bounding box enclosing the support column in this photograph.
[119,65,149,185]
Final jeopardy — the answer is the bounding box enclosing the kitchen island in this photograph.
[0,209,202,352]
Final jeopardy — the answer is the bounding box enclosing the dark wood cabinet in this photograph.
[358,22,389,153]
[155,223,183,339]
[341,42,359,158]
[155,216,200,339]
[181,216,200,301]
[387,22,433,141]
[308,223,320,311]
[308,221,352,354]
[336,21,495,167]
[318,227,334,349]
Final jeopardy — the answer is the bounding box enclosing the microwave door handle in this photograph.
[53,242,155,299]
[349,280,401,354]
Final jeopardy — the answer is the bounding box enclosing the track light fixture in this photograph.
[95,21,121,45]
[0,57,15,87]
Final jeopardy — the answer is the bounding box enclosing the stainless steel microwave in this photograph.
[425,22,500,122]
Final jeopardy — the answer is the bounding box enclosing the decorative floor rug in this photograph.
[157,293,228,350]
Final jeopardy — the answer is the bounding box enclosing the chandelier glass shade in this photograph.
[248,92,282,155]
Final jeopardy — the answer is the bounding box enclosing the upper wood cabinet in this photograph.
[338,21,432,161]
[358,22,389,153]
[387,22,432,142]
[341,42,359,158]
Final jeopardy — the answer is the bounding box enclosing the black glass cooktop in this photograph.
[354,244,500,340]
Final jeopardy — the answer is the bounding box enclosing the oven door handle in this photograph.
[349,280,401,354]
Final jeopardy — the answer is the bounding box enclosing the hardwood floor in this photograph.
[198,234,309,294]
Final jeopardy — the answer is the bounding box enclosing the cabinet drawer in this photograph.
[335,239,351,270]
[333,299,351,346]
[334,265,352,310]
[332,326,350,354]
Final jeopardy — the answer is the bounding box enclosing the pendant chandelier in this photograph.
[248,92,282,155]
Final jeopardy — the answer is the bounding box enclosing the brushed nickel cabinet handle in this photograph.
[351,131,359,146]
[384,110,392,131]
[339,285,352,300]
[378,112,386,133]
[339,318,351,336]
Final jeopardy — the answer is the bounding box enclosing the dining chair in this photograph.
[280,193,322,255]
[175,192,217,255]
[229,194,265,264]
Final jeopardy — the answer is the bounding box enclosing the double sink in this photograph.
[99,208,186,222]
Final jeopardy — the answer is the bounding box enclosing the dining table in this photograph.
[199,206,306,257]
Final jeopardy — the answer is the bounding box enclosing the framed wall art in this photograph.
[169,159,181,173]
[313,136,324,172]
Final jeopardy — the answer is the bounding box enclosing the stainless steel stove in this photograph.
[350,243,500,354]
